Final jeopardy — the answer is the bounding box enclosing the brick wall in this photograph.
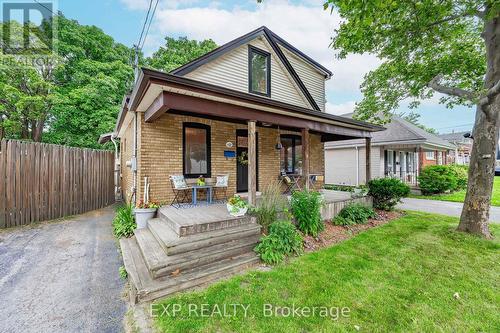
[133,113,325,204]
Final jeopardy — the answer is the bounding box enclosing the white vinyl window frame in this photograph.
[425,151,436,160]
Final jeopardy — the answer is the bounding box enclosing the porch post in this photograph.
[365,137,371,183]
[247,120,257,206]
[302,128,310,190]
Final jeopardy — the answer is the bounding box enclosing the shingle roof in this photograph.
[438,131,470,141]
[325,113,455,149]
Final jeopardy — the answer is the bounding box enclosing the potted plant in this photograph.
[134,200,160,229]
[226,195,248,217]
[196,175,206,186]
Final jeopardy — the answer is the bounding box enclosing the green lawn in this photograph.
[410,176,500,206]
[153,212,499,332]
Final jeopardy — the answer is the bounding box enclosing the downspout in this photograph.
[355,146,359,186]
[132,111,138,205]
[110,134,121,201]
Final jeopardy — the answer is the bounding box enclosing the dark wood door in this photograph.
[236,130,258,193]
[236,147,248,192]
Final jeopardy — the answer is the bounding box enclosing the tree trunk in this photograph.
[458,14,500,238]
[32,119,45,142]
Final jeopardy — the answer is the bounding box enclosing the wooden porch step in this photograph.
[120,236,259,304]
[134,227,260,279]
[148,218,261,255]
[158,204,255,237]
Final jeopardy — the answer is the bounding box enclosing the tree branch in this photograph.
[479,79,500,106]
[427,74,476,100]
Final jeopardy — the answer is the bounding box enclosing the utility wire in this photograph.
[139,0,160,51]
[136,0,154,50]
[33,0,55,15]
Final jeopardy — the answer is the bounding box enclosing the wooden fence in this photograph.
[0,139,115,228]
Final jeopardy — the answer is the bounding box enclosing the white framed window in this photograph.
[425,151,435,160]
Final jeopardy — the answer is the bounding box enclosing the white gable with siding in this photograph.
[183,35,327,111]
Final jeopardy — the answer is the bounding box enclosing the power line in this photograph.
[33,0,55,15]
[136,0,154,50]
[436,123,474,130]
[139,0,160,50]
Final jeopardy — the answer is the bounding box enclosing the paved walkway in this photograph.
[397,198,500,223]
[0,205,126,333]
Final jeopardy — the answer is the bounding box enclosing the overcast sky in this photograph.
[56,0,475,133]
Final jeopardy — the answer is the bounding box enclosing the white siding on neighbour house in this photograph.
[325,147,381,186]
[280,46,326,111]
[185,36,312,109]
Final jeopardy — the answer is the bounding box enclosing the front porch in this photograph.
[121,189,372,303]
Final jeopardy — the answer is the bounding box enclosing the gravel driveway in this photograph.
[397,198,500,223]
[0,205,126,333]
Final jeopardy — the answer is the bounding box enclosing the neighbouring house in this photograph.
[325,114,455,187]
[112,26,383,205]
[107,26,384,303]
[438,131,473,165]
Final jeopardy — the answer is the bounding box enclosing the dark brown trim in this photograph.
[182,122,211,178]
[134,69,384,132]
[145,91,373,139]
[261,27,321,111]
[170,26,331,78]
[248,45,271,97]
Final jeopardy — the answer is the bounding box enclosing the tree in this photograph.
[0,21,58,141]
[395,111,438,134]
[324,0,499,238]
[44,16,134,149]
[146,37,217,72]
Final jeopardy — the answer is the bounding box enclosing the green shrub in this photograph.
[323,184,355,192]
[418,165,458,195]
[119,266,128,279]
[333,204,376,226]
[368,178,410,211]
[449,164,468,190]
[250,181,288,233]
[254,220,303,265]
[290,190,324,237]
[113,204,135,238]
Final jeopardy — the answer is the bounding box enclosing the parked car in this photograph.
[495,166,500,176]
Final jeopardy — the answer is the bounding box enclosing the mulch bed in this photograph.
[302,210,403,252]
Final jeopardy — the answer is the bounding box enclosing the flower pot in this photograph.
[134,207,157,229]
[226,203,248,217]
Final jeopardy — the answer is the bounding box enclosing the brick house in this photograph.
[438,131,473,165]
[111,27,383,205]
[325,114,456,186]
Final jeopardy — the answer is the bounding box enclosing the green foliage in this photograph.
[254,220,303,265]
[290,190,324,237]
[146,37,218,72]
[119,266,128,280]
[113,204,136,238]
[324,0,487,122]
[449,164,469,190]
[418,165,467,195]
[250,181,288,233]
[323,184,355,192]
[333,204,376,226]
[368,178,410,211]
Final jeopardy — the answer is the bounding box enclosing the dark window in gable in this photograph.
[248,45,271,96]
[183,122,211,178]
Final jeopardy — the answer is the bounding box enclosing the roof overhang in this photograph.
[98,132,115,144]
[116,68,384,141]
[325,139,455,150]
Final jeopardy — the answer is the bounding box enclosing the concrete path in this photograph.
[0,205,126,333]
[397,198,500,223]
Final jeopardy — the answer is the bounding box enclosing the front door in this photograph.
[236,129,258,193]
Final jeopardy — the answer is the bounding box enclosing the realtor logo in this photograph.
[1,0,57,55]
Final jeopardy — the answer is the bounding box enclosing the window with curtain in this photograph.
[249,46,270,96]
[280,135,302,174]
[183,123,211,178]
